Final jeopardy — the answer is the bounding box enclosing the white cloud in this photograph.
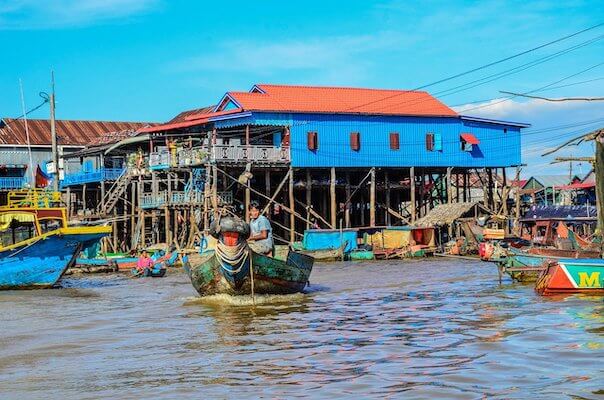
[0,0,158,29]
[170,31,409,87]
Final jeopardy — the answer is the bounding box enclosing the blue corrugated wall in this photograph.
[215,112,522,168]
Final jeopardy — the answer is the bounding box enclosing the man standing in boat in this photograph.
[248,201,274,255]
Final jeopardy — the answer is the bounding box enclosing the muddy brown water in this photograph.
[0,259,602,399]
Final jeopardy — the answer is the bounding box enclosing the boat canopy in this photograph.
[0,212,36,231]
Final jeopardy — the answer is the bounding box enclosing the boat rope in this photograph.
[215,239,249,275]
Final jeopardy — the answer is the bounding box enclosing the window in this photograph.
[389,132,400,150]
[460,133,479,152]
[426,133,434,151]
[350,132,360,151]
[307,131,318,151]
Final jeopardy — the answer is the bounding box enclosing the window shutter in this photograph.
[434,132,442,151]
[350,132,360,151]
[426,133,434,151]
[307,131,318,151]
[389,132,399,150]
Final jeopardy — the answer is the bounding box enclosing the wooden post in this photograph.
[100,180,105,214]
[306,169,312,229]
[245,125,251,223]
[410,167,416,223]
[463,171,467,202]
[455,172,459,203]
[82,184,87,212]
[369,167,376,227]
[130,181,136,250]
[385,170,391,226]
[487,168,494,210]
[289,167,295,243]
[595,136,604,247]
[418,171,425,218]
[330,167,337,228]
[446,167,452,204]
[345,171,351,228]
[66,186,71,217]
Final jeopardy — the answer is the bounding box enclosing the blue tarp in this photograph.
[302,230,358,253]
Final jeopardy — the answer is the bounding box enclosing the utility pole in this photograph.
[50,71,59,191]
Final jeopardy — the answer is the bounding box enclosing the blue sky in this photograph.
[1,0,603,176]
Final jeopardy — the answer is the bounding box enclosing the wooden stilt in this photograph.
[66,187,71,218]
[463,171,467,202]
[330,167,337,228]
[82,184,87,212]
[130,181,136,250]
[345,171,351,228]
[100,181,105,215]
[289,167,295,243]
[385,170,391,226]
[446,167,452,204]
[487,168,494,210]
[306,169,312,229]
[410,167,416,223]
[370,168,376,227]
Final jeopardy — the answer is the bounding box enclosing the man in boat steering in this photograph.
[248,201,274,255]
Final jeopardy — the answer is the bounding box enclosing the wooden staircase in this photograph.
[98,169,132,216]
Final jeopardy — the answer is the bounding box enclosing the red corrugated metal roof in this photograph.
[554,182,596,190]
[0,118,156,146]
[224,84,457,117]
[167,105,214,124]
[140,109,244,133]
[460,133,479,144]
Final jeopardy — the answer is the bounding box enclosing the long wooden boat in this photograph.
[0,191,111,289]
[297,246,343,261]
[536,259,604,295]
[186,249,314,296]
[499,247,601,283]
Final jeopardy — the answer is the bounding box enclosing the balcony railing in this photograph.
[211,145,289,164]
[0,177,27,190]
[139,190,232,209]
[61,168,125,186]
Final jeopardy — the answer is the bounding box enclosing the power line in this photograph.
[342,22,604,113]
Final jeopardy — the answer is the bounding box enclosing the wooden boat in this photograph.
[114,250,177,271]
[130,266,167,278]
[185,216,314,296]
[499,247,601,283]
[186,249,314,296]
[298,246,344,261]
[0,190,111,289]
[536,259,604,295]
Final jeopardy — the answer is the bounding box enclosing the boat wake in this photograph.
[184,292,306,306]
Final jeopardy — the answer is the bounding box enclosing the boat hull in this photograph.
[187,249,314,296]
[535,259,604,295]
[0,228,111,290]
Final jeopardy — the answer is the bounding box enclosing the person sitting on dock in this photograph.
[247,201,273,256]
[136,250,154,273]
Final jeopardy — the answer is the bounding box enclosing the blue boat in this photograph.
[0,190,112,289]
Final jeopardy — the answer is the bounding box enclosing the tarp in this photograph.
[366,229,412,249]
[302,230,358,253]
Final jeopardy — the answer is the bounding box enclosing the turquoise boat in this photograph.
[0,190,112,289]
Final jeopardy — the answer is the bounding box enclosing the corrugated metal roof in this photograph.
[0,118,156,146]
[139,109,244,133]
[526,175,571,189]
[222,84,457,117]
[520,205,596,221]
[167,105,214,123]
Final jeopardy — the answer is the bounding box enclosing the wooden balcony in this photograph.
[211,145,289,164]
[139,190,232,209]
[61,168,124,186]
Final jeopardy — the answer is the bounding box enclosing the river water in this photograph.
[0,259,602,399]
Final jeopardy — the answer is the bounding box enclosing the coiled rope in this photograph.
[215,240,249,274]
